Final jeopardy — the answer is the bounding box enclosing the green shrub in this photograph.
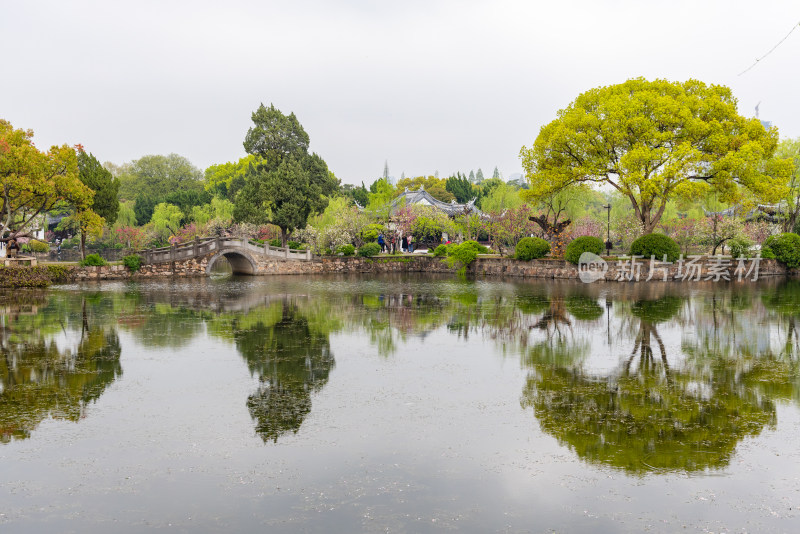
[460,240,490,254]
[0,265,75,287]
[565,236,605,264]
[361,223,384,243]
[445,242,479,275]
[79,253,109,267]
[287,240,303,250]
[27,240,50,253]
[629,233,680,263]
[122,254,142,272]
[727,237,753,259]
[432,244,451,257]
[357,242,381,257]
[760,246,776,259]
[515,237,550,260]
[268,238,281,247]
[763,233,800,268]
[46,265,75,283]
[336,244,356,256]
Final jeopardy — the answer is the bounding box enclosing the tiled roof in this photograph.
[389,187,481,217]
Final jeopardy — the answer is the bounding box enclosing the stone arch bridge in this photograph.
[140,237,315,276]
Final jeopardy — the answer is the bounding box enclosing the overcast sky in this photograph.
[2,0,798,185]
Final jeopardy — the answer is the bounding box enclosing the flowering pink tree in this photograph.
[256,225,282,241]
[168,223,202,245]
[743,220,777,245]
[115,226,151,251]
[612,214,645,251]
[485,205,537,256]
[570,216,604,239]
[393,205,418,239]
[697,215,744,254]
[659,218,703,254]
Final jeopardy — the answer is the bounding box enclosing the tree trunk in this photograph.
[80,230,87,260]
[280,227,288,248]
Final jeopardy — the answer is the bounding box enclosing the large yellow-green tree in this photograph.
[776,137,800,232]
[0,120,93,242]
[520,78,793,233]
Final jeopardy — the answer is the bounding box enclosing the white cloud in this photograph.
[2,0,798,184]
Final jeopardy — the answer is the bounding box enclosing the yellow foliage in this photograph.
[520,78,792,232]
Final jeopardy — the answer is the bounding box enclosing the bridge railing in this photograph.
[245,239,313,261]
[139,237,313,264]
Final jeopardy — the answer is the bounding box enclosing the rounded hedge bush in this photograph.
[28,240,50,253]
[357,242,381,257]
[122,254,142,272]
[763,233,800,268]
[336,244,356,256]
[445,242,478,275]
[515,237,550,260]
[460,240,491,255]
[564,236,605,265]
[760,246,776,259]
[432,244,451,257]
[79,253,108,267]
[629,233,680,263]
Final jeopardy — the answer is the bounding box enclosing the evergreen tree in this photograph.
[77,149,120,258]
[469,170,476,183]
[492,166,500,179]
[476,168,485,182]
[243,103,309,166]
[134,194,160,226]
[445,173,476,203]
[383,161,390,180]
[235,104,338,246]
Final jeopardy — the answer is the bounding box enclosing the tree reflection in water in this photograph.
[3,277,799,462]
[233,299,335,443]
[1,292,122,442]
[519,285,795,474]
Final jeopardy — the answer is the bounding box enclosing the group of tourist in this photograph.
[377,233,415,254]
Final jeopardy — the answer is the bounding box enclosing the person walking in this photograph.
[378,233,385,253]
[390,234,396,254]
[408,235,414,253]
[401,235,408,253]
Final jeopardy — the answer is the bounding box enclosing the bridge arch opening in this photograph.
[207,251,256,275]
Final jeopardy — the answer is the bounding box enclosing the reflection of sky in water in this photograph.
[2,276,800,532]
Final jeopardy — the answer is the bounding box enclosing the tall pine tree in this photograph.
[77,149,119,258]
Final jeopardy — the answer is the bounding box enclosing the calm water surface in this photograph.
[2,275,800,533]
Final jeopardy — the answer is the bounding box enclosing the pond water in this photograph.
[2,275,800,533]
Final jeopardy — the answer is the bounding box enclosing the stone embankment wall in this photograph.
[69,255,788,282]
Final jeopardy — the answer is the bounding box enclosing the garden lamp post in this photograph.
[603,204,612,255]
